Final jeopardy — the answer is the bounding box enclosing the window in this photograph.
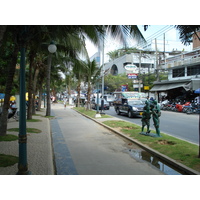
[172,68,185,78]
[111,65,118,75]
[187,65,200,76]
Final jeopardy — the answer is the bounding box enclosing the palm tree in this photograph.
[73,59,87,107]
[175,25,200,45]
[83,59,101,110]
[0,25,145,136]
[0,25,7,47]
[0,26,21,136]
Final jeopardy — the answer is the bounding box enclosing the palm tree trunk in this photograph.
[87,84,91,110]
[0,44,18,136]
[76,82,81,107]
[46,54,51,116]
[32,67,39,115]
[37,87,43,111]
[0,25,7,47]
[27,51,35,120]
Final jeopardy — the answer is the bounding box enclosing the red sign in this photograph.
[127,73,138,79]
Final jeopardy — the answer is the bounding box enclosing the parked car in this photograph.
[114,99,144,118]
[102,94,115,106]
[91,98,110,110]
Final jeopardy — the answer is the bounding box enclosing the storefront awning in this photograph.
[192,79,200,90]
[150,81,191,92]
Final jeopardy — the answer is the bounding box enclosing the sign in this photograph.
[127,73,138,79]
[0,93,5,99]
[144,86,150,90]
[125,64,138,73]
[121,85,128,91]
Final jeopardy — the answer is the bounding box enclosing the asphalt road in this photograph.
[103,106,199,145]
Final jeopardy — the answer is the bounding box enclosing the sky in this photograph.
[85,25,193,61]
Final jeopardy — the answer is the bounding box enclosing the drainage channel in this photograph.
[124,148,186,175]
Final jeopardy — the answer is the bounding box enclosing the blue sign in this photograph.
[0,93,5,99]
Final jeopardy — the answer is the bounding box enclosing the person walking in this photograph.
[63,97,67,109]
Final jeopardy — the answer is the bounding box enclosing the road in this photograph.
[103,106,199,145]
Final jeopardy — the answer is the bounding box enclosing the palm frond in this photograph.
[175,25,200,45]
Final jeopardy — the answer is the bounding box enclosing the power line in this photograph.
[136,25,174,48]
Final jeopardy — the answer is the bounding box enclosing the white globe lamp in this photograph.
[48,42,57,53]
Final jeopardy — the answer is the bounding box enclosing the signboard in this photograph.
[125,64,138,73]
[127,73,138,79]
[0,93,5,99]
[121,85,128,91]
[144,86,150,90]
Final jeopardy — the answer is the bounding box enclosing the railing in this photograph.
[165,54,200,69]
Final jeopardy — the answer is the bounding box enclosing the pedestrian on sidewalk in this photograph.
[63,97,67,109]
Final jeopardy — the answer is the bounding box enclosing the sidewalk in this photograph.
[0,109,54,175]
[1,104,199,175]
[51,104,165,175]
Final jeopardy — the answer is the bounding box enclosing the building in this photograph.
[104,52,155,75]
[103,51,157,91]
[150,32,200,101]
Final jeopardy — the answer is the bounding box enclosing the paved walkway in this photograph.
[0,109,54,175]
[1,103,198,175]
[51,104,164,175]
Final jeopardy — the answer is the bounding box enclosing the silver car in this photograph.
[91,98,110,110]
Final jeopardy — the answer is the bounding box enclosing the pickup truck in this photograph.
[114,98,144,118]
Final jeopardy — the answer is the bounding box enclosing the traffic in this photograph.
[90,91,199,145]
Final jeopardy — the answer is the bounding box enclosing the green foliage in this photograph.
[104,73,134,93]
[26,119,42,122]
[0,154,18,167]
[107,47,141,60]
[104,72,168,93]
[103,120,200,172]
[0,134,18,141]
[73,107,112,118]
[7,128,41,133]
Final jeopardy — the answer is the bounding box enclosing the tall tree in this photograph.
[84,59,101,110]
[175,25,200,45]
[0,26,21,136]
[0,25,7,47]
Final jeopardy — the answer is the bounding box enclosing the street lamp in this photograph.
[48,43,57,53]
[95,76,101,118]
[46,42,57,116]
[17,26,30,175]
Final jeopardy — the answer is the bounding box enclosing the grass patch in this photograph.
[103,120,200,172]
[0,134,18,141]
[0,154,18,167]
[7,128,41,133]
[44,115,54,119]
[73,107,112,119]
[27,119,42,122]
[33,114,43,116]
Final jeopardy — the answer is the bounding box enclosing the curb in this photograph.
[73,108,200,175]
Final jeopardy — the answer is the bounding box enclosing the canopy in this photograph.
[150,81,191,92]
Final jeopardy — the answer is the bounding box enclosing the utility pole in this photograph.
[100,38,105,113]
[163,33,166,66]
[155,38,159,81]
[138,50,142,92]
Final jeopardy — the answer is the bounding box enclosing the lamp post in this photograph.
[17,30,30,175]
[46,42,57,116]
[95,76,101,118]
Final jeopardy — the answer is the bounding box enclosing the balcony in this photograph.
[165,54,200,69]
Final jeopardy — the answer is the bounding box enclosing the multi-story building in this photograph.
[150,32,200,101]
[104,52,155,75]
[103,51,157,91]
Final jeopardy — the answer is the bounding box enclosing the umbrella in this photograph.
[194,88,200,94]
